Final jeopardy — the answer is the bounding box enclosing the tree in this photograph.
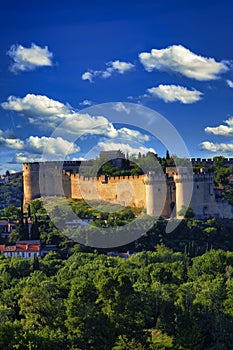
[18,217,29,241]
[27,204,31,219]
[3,205,20,220]
[18,284,65,331]
[178,205,195,219]
[166,150,170,160]
[224,188,233,205]
[30,199,45,215]
[30,215,40,240]
[112,335,145,350]
[213,156,226,168]
[65,276,113,350]
[94,269,146,339]
[149,330,173,350]
[9,230,20,243]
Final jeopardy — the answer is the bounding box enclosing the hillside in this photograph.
[0,172,23,208]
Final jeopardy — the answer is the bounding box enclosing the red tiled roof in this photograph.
[0,242,40,253]
[15,243,40,252]
[27,244,40,251]
[16,244,26,248]
[4,246,16,252]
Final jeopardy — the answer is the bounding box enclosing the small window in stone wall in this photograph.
[197,185,199,189]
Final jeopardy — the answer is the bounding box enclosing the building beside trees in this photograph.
[0,240,40,258]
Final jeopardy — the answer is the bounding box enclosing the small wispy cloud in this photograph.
[139,44,229,80]
[79,99,92,106]
[81,71,94,83]
[147,84,203,104]
[226,79,233,88]
[7,43,53,73]
[82,60,134,82]
[0,128,17,139]
[113,102,130,114]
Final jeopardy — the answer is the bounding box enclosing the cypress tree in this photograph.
[31,215,40,240]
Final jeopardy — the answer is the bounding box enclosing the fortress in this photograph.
[23,160,233,219]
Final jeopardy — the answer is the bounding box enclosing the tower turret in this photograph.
[173,167,193,218]
[144,172,167,216]
[23,163,40,204]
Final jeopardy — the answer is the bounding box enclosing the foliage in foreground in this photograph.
[0,246,233,349]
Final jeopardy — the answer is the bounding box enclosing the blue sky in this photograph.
[0,0,233,173]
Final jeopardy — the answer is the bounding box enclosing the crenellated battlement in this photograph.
[69,173,145,182]
[191,157,233,166]
[193,173,214,182]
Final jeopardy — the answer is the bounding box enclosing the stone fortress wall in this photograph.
[70,173,146,209]
[23,161,233,219]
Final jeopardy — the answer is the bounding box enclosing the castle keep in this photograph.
[23,161,233,219]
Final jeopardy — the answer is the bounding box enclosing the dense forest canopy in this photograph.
[0,246,233,349]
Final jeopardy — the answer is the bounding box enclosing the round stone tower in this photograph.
[23,163,40,204]
[173,167,194,218]
[144,172,167,217]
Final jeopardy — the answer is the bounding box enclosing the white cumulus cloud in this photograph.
[205,117,233,137]
[0,134,79,157]
[147,84,203,103]
[82,60,134,82]
[97,141,156,156]
[200,141,233,153]
[1,94,150,141]
[110,60,134,74]
[25,136,80,156]
[2,94,70,129]
[139,45,229,80]
[12,153,48,163]
[201,117,233,154]
[7,43,53,73]
[60,113,119,138]
[0,137,24,150]
[117,128,149,142]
